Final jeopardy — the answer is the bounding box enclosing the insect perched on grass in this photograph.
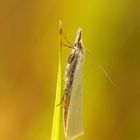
[58,22,116,140]
[59,25,85,140]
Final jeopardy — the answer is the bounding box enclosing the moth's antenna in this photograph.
[83,46,116,87]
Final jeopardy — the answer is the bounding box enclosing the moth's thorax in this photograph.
[72,49,83,61]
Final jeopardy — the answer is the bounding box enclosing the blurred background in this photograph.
[0,0,140,140]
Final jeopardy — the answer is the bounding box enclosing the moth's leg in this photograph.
[62,30,73,48]
[63,43,73,48]
[56,88,71,107]
[56,93,64,107]
[56,84,69,106]
[60,25,73,48]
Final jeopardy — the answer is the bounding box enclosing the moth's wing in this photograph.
[65,55,84,139]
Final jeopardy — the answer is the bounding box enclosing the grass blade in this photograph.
[51,21,62,140]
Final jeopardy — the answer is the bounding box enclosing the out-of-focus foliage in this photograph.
[0,0,140,140]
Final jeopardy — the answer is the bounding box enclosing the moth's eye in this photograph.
[74,43,77,48]
[78,44,82,48]
[74,43,82,49]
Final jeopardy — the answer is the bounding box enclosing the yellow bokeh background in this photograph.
[0,0,140,140]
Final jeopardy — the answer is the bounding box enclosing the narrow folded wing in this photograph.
[65,55,84,139]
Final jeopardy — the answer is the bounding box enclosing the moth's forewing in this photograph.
[65,52,84,139]
[62,28,84,139]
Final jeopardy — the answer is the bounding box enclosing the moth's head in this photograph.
[74,28,83,50]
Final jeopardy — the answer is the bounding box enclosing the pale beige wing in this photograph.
[65,55,84,140]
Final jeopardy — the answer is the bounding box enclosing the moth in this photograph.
[59,24,115,140]
[60,27,85,139]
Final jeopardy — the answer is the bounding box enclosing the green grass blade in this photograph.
[51,21,62,140]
